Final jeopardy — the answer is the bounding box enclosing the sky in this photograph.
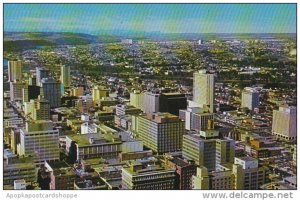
[4,4,297,35]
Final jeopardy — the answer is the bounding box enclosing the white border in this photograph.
[0,1,299,200]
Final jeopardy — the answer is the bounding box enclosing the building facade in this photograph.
[41,78,61,108]
[8,60,22,82]
[241,87,260,111]
[60,65,71,87]
[134,113,185,154]
[272,106,297,140]
[193,70,215,113]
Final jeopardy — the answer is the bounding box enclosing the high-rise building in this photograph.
[133,112,184,154]
[10,81,26,101]
[183,130,234,171]
[130,91,187,115]
[165,157,197,190]
[92,86,109,102]
[159,93,187,116]
[8,60,22,82]
[32,96,50,120]
[36,67,50,86]
[272,106,297,140]
[241,87,260,111]
[60,65,71,87]
[179,107,213,131]
[41,78,61,108]
[22,85,40,102]
[129,90,144,110]
[143,92,160,114]
[19,120,60,164]
[193,70,214,113]
[28,76,37,86]
[122,163,176,190]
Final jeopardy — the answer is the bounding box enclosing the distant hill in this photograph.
[4,31,296,52]
[4,32,101,51]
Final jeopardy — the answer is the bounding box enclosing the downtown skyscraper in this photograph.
[192,70,215,113]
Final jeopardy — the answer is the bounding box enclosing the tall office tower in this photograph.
[241,87,260,111]
[159,93,187,116]
[11,128,21,154]
[234,157,268,190]
[133,112,184,154]
[36,67,50,86]
[193,70,215,113]
[143,92,160,114]
[8,60,22,82]
[92,86,109,102]
[122,163,176,189]
[179,107,214,131]
[60,65,71,87]
[10,81,26,101]
[41,78,61,108]
[129,90,144,110]
[22,85,40,102]
[19,120,59,164]
[33,96,50,120]
[183,130,234,171]
[28,76,37,86]
[272,106,297,140]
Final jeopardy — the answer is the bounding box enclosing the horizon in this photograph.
[4,4,296,35]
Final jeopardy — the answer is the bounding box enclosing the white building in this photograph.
[10,81,26,102]
[272,106,297,140]
[234,157,258,170]
[14,179,26,190]
[241,87,259,111]
[19,120,59,164]
[121,39,133,44]
[8,60,22,82]
[193,70,214,113]
[179,107,213,131]
[143,92,160,114]
[60,65,71,87]
[81,122,98,134]
[4,117,23,128]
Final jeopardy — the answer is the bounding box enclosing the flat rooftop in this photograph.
[169,157,191,167]
[68,133,121,146]
[46,160,70,169]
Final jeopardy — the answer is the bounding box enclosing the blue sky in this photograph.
[4,4,296,34]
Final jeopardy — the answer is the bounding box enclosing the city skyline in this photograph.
[4,4,296,35]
